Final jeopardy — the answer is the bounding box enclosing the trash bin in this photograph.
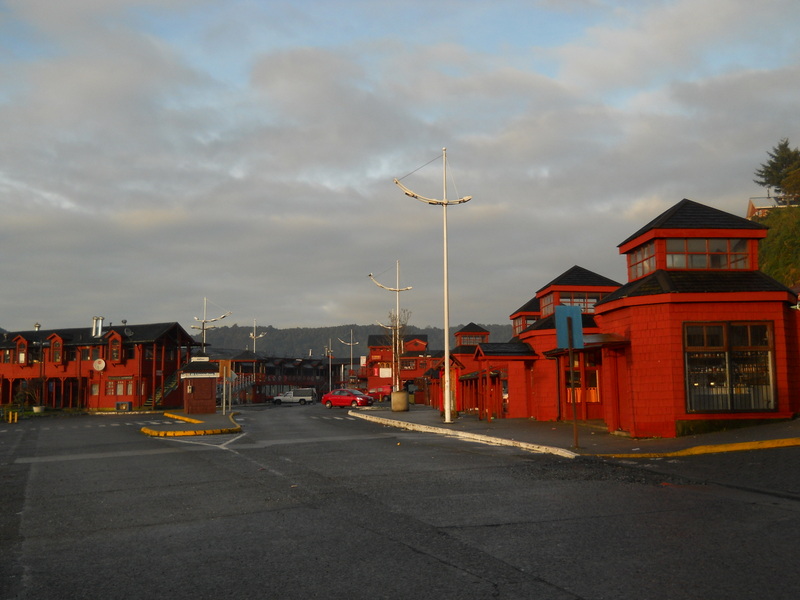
[391,390,409,412]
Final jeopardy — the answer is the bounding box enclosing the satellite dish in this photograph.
[93,359,106,371]
[124,328,134,336]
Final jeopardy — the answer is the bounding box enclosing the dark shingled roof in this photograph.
[597,270,795,305]
[524,313,598,333]
[476,341,535,357]
[618,198,767,248]
[511,296,540,315]
[536,265,621,293]
[457,322,489,333]
[0,322,193,349]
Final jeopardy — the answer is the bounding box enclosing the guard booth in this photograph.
[181,356,219,414]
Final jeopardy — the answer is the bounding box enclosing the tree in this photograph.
[756,207,800,288]
[754,138,800,195]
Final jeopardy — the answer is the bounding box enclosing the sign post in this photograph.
[556,305,584,449]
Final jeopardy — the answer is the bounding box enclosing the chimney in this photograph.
[92,316,104,338]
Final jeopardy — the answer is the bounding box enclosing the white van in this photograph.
[273,388,317,405]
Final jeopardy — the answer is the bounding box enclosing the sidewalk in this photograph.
[138,404,800,459]
[351,404,800,459]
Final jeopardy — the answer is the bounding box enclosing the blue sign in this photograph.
[555,305,584,350]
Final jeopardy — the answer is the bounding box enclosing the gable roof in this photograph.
[457,322,489,334]
[618,198,767,248]
[597,270,795,305]
[536,265,621,293]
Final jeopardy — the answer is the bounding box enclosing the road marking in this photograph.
[15,447,201,464]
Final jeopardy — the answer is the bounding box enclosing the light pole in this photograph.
[249,319,267,352]
[191,297,231,352]
[338,329,359,388]
[394,148,472,423]
[369,261,412,393]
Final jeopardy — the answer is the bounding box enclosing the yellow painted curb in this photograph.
[163,412,204,424]
[140,412,241,437]
[141,426,242,437]
[597,437,800,458]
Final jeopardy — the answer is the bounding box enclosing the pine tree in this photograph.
[754,138,800,196]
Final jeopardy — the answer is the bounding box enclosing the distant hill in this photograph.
[198,323,514,358]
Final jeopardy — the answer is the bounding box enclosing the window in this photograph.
[513,317,526,336]
[52,341,62,363]
[684,322,774,412]
[560,291,606,313]
[459,335,483,346]
[628,241,656,280]
[110,339,120,361]
[400,359,416,370]
[667,239,749,271]
[540,294,554,317]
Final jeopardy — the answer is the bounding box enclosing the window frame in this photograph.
[684,321,775,413]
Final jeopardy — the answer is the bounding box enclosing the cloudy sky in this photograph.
[1,0,798,335]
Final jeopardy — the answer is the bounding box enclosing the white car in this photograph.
[273,388,316,405]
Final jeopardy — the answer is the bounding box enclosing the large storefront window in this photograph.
[684,322,775,412]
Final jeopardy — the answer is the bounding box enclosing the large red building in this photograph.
[461,199,800,437]
[0,318,194,411]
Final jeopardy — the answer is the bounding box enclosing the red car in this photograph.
[322,388,373,408]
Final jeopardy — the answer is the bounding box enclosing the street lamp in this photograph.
[394,148,472,424]
[338,329,359,388]
[191,297,231,351]
[249,318,267,352]
[369,261,412,393]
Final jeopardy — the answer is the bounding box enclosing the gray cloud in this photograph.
[1,0,798,336]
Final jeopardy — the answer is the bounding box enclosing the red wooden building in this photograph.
[462,199,800,437]
[0,318,195,411]
[364,334,439,401]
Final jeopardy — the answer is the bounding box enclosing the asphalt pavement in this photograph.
[138,402,800,459]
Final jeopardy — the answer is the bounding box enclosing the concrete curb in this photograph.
[350,411,579,459]
[140,412,242,437]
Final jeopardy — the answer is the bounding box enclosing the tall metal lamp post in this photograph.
[338,329,359,388]
[249,319,267,352]
[369,261,412,393]
[191,297,232,352]
[394,148,471,424]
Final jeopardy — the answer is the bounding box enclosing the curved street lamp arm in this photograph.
[393,178,472,206]
[368,272,412,292]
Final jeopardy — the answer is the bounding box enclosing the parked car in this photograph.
[322,388,373,408]
[367,385,393,402]
[273,388,317,405]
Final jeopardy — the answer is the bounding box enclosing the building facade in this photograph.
[0,319,195,411]
[463,199,800,437]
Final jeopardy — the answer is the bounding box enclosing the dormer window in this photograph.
[628,241,656,280]
[666,238,749,270]
[110,338,121,361]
